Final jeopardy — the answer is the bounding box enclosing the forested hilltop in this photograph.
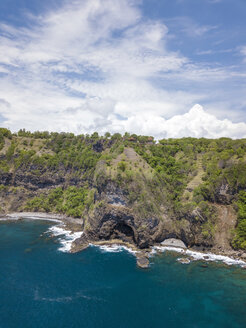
[0,127,246,253]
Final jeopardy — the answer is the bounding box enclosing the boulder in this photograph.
[136,254,149,269]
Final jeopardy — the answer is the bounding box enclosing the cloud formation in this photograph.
[0,0,245,138]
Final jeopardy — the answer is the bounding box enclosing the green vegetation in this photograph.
[232,191,246,249]
[25,186,90,217]
[0,128,245,249]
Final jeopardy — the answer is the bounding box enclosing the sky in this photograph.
[0,0,246,139]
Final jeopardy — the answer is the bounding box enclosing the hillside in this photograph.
[0,128,246,254]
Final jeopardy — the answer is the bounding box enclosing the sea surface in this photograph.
[1,219,246,328]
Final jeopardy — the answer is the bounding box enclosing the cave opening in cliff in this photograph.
[112,222,135,244]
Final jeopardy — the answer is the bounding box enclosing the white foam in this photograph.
[3,214,61,223]
[0,216,21,221]
[34,289,98,303]
[177,257,191,264]
[23,216,61,223]
[151,245,246,268]
[2,215,83,253]
[90,243,138,255]
[47,225,69,236]
[186,249,246,267]
[46,225,83,252]
[151,246,186,255]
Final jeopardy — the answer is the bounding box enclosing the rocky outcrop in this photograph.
[0,165,86,191]
[136,253,150,268]
[73,177,215,252]
[0,166,227,254]
[214,183,234,204]
[0,138,241,258]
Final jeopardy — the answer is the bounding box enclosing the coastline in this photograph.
[1,211,83,230]
[0,212,84,253]
[1,212,64,223]
[1,212,246,269]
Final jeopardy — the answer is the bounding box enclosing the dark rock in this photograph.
[200,264,208,268]
[136,253,149,268]
[93,140,104,153]
[0,172,12,185]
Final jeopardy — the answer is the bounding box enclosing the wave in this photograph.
[4,215,245,268]
[1,215,61,223]
[22,216,61,223]
[46,225,83,252]
[0,217,61,223]
[34,289,100,303]
[90,243,138,255]
[151,246,246,267]
[81,243,246,267]
[4,212,61,223]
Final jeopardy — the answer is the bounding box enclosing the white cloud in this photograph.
[166,17,218,38]
[0,0,245,138]
[240,46,246,63]
[196,48,233,56]
[111,104,246,139]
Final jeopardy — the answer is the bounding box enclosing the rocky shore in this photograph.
[1,211,83,231]
[2,212,246,269]
[0,133,245,271]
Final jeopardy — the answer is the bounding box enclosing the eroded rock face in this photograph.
[216,183,233,204]
[73,177,216,251]
[84,204,138,246]
[75,179,202,250]
[98,211,136,244]
[14,172,65,190]
[75,179,167,249]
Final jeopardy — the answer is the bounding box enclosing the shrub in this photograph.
[118,161,127,172]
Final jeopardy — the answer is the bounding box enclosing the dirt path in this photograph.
[113,147,148,169]
[124,148,138,161]
[183,154,204,201]
[113,147,139,165]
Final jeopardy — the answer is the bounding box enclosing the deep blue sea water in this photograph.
[1,220,246,328]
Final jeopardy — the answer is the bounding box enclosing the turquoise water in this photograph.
[1,220,246,328]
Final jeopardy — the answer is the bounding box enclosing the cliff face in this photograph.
[73,149,220,251]
[76,180,210,250]
[0,130,245,252]
[79,181,165,249]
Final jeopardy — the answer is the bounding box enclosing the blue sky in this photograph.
[0,0,245,138]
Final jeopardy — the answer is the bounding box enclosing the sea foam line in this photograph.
[21,216,61,223]
[0,217,61,223]
[151,246,246,267]
[2,215,83,253]
[2,214,61,223]
[46,225,83,252]
[89,243,138,255]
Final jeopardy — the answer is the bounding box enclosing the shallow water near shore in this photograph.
[1,219,246,328]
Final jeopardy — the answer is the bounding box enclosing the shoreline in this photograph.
[1,212,246,269]
[2,212,63,223]
[1,211,83,230]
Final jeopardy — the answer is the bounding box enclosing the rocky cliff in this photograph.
[0,129,245,254]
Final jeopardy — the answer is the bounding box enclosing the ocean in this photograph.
[0,219,246,328]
